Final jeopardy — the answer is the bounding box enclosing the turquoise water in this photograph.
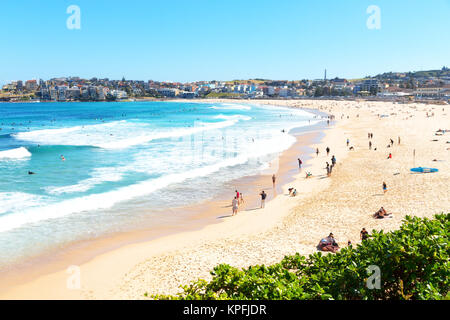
[0,101,319,267]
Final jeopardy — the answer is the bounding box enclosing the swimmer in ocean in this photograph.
[60,155,66,161]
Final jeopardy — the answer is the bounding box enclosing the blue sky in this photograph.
[0,0,449,84]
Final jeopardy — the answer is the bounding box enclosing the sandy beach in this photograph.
[1,99,449,299]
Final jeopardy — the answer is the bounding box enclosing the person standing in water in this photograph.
[260,190,267,208]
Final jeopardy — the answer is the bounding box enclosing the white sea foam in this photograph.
[0,192,45,215]
[13,119,243,150]
[213,114,252,121]
[209,104,252,111]
[98,119,240,149]
[44,167,124,195]
[0,128,296,233]
[0,147,31,160]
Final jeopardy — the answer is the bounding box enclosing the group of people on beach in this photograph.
[318,228,371,253]
[231,187,268,216]
[231,190,245,216]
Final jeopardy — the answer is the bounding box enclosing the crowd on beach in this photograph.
[224,99,449,260]
[228,106,432,256]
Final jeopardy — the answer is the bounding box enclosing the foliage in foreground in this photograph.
[153,214,449,300]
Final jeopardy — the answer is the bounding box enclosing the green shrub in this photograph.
[153,214,449,300]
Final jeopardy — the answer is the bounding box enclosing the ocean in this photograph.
[0,101,319,268]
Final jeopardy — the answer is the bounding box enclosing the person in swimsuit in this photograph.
[260,190,267,208]
[383,182,387,193]
[232,197,238,216]
[360,228,369,241]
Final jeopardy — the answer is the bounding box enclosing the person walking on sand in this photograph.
[232,197,238,216]
[316,148,319,156]
[360,228,369,241]
[272,174,276,188]
[383,182,387,194]
[260,190,267,208]
[235,190,240,204]
[346,139,350,147]
[331,155,336,166]
[326,147,330,156]
[398,136,401,145]
[369,141,372,150]
[298,158,302,169]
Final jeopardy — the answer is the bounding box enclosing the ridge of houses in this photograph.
[2,68,449,102]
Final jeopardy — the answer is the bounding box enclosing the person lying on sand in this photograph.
[374,207,392,219]
[318,233,339,253]
[305,172,312,179]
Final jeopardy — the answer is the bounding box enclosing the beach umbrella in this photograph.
[410,167,439,173]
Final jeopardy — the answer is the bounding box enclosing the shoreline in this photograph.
[1,98,449,299]
[0,102,329,298]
